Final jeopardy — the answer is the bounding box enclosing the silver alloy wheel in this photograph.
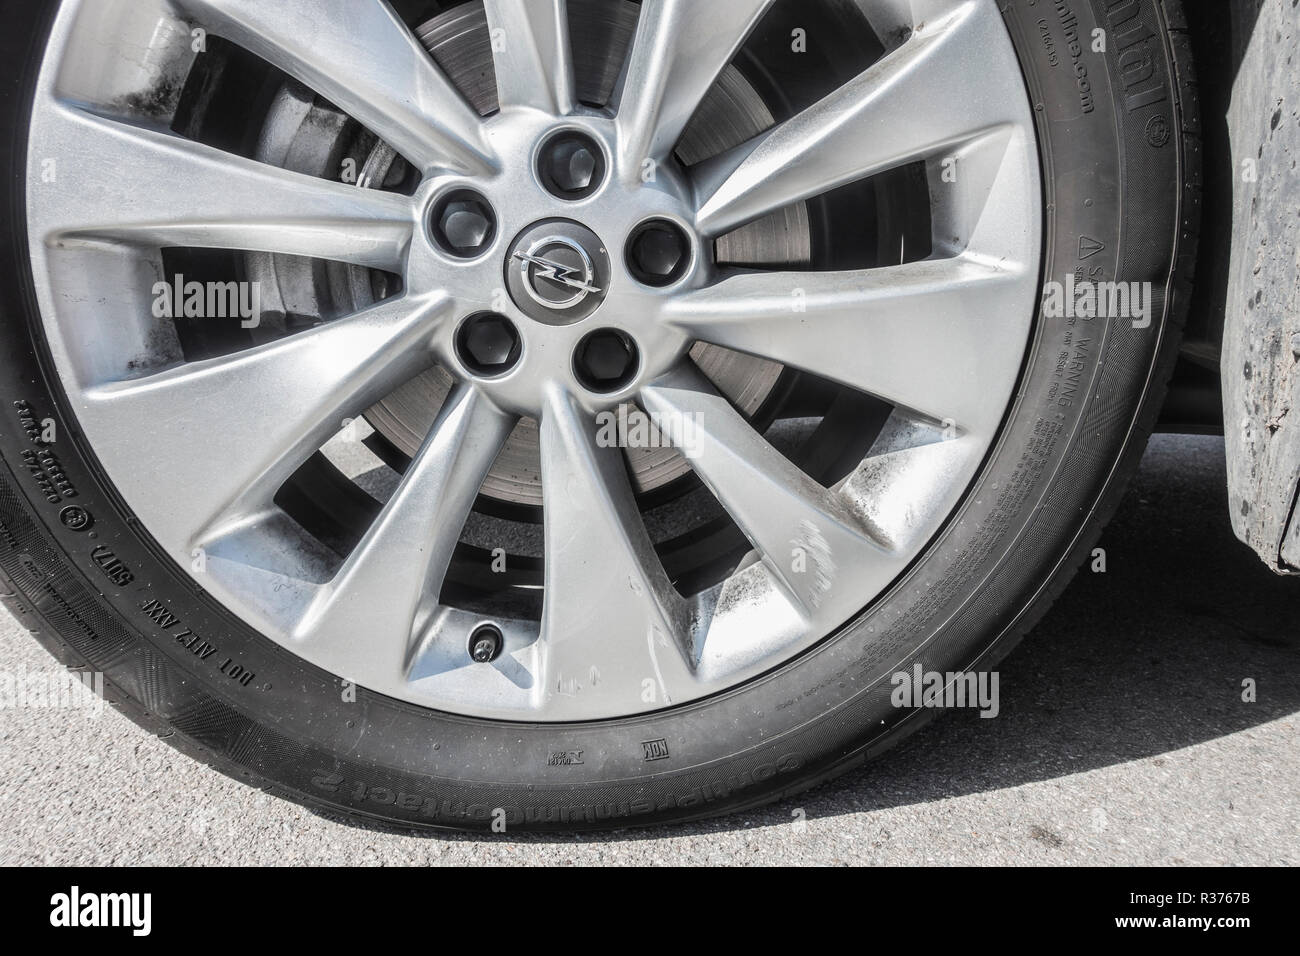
[25,0,1041,720]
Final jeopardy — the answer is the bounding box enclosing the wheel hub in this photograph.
[406,107,701,416]
[356,0,795,504]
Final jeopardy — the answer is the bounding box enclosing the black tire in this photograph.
[0,0,1199,831]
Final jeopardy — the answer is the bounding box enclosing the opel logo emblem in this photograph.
[504,220,611,324]
[513,236,604,310]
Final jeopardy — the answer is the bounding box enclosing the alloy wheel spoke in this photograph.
[661,256,1028,433]
[692,0,1012,236]
[81,293,452,550]
[538,388,695,705]
[641,366,884,617]
[35,103,414,270]
[175,0,495,176]
[293,385,516,678]
[483,0,575,114]
[615,0,775,178]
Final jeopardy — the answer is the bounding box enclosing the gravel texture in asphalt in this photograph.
[0,434,1296,865]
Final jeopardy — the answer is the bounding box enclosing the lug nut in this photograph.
[574,329,639,393]
[469,624,504,664]
[456,313,522,377]
[539,131,606,200]
[443,203,490,248]
[627,220,690,286]
[432,189,495,257]
[552,144,596,191]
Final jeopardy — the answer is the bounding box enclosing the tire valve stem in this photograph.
[469,624,504,664]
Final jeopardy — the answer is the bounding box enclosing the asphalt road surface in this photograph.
[1,434,1296,865]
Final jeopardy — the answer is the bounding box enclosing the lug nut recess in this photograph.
[456,313,522,377]
[538,130,607,200]
[626,219,691,287]
[431,189,496,258]
[574,328,640,393]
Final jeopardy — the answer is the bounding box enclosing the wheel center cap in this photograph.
[505,220,611,324]
[515,238,600,308]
